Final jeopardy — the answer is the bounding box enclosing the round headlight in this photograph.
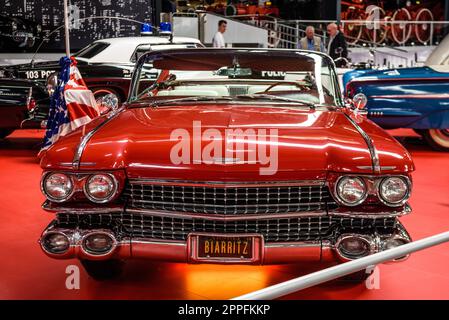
[42,173,73,202]
[336,176,367,206]
[379,177,410,206]
[84,174,117,203]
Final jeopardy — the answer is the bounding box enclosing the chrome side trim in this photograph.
[126,179,326,188]
[41,200,124,213]
[357,165,396,171]
[344,113,381,174]
[370,94,449,99]
[44,202,411,219]
[328,202,412,218]
[72,108,123,170]
[126,208,327,221]
[264,241,321,248]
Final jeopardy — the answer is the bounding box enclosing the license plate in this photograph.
[197,235,253,259]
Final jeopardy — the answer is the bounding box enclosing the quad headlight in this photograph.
[84,174,117,203]
[336,176,367,206]
[42,173,73,202]
[379,176,410,206]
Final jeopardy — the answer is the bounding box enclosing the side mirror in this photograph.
[96,93,119,115]
[352,93,368,110]
[46,72,58,96]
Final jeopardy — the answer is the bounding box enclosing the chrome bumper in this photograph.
[39,220,412,264]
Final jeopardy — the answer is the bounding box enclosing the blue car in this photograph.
[343,38,449,151]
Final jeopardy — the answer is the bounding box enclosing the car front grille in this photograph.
[56,212,397,243]
[122,181,338,215]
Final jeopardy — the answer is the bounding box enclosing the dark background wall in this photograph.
[0,0,159,52]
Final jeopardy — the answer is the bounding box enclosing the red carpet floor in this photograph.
[0,129,448,300]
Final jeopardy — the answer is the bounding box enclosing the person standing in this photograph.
[326,23,348,67]
[212,20,227,48]
[299,26,324,52]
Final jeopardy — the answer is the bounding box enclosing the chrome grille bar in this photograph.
[56,213,397,243]
[123,182,338,215]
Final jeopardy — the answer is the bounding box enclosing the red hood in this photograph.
[40,104,414,181]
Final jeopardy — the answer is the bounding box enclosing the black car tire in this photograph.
[0,129,14,139]
[412,129,425,137]
[80,259,125,280]
[422,129,449,151]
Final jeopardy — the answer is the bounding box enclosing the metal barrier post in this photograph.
[232,230,449,300]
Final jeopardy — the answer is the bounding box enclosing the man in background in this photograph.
[212,20,227,48]
[299,26,324,52]
[326,23,348,67]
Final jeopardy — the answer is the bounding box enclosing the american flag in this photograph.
[40,56,99,153]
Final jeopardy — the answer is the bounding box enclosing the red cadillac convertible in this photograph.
[39,49,414,281]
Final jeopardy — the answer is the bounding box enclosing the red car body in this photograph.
[38,49,414,279]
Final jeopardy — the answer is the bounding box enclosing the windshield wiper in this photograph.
[235,94,317,108]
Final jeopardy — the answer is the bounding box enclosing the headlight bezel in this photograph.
[378,176,411,207]
[335,176,368,206]
[41,172,75,203]
[83,173,118,204]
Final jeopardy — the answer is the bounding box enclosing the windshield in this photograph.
[74,42,110,59]
[129,49,342,107]
[130,43,202,62]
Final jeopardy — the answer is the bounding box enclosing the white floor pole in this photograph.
[63,0,71,57]
[232,230,449,300]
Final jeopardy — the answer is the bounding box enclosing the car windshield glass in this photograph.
[129,49,342,107]
[74,42,110,59]
[131,43,201,62]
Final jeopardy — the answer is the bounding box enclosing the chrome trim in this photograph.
[44,203,410,219]
[343,113,380,174]
[41,200,124,213]
[334,176,369,207]
[126,178,326,188]
[370,94,449,99]
[72,108,123,170]
[125,208,327,221]
[357,165,396,171]
[328,202,412,218]
[122,237,186,246]
[83,173,119,204]
[59,162,96,167]
[264,241,321,248]
[379,220,412,262]
[40,172,75,203]
[377,176,412,207]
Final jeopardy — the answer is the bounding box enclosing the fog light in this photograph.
[42,233,70,254]
[383,237,410,261]
[383,238,408,250]
[82,233,115,255]
[337,235,372,260]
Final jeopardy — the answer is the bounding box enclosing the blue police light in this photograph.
[159,22,172,35]
[140,23,153,36]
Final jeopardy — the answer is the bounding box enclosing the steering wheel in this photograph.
[261,81,308,93]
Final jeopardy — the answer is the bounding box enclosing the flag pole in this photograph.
[63,0,71,57]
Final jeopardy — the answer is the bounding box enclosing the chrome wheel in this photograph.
[423,129,449,151]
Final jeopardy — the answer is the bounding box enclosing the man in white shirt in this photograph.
[212,20,227,48]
